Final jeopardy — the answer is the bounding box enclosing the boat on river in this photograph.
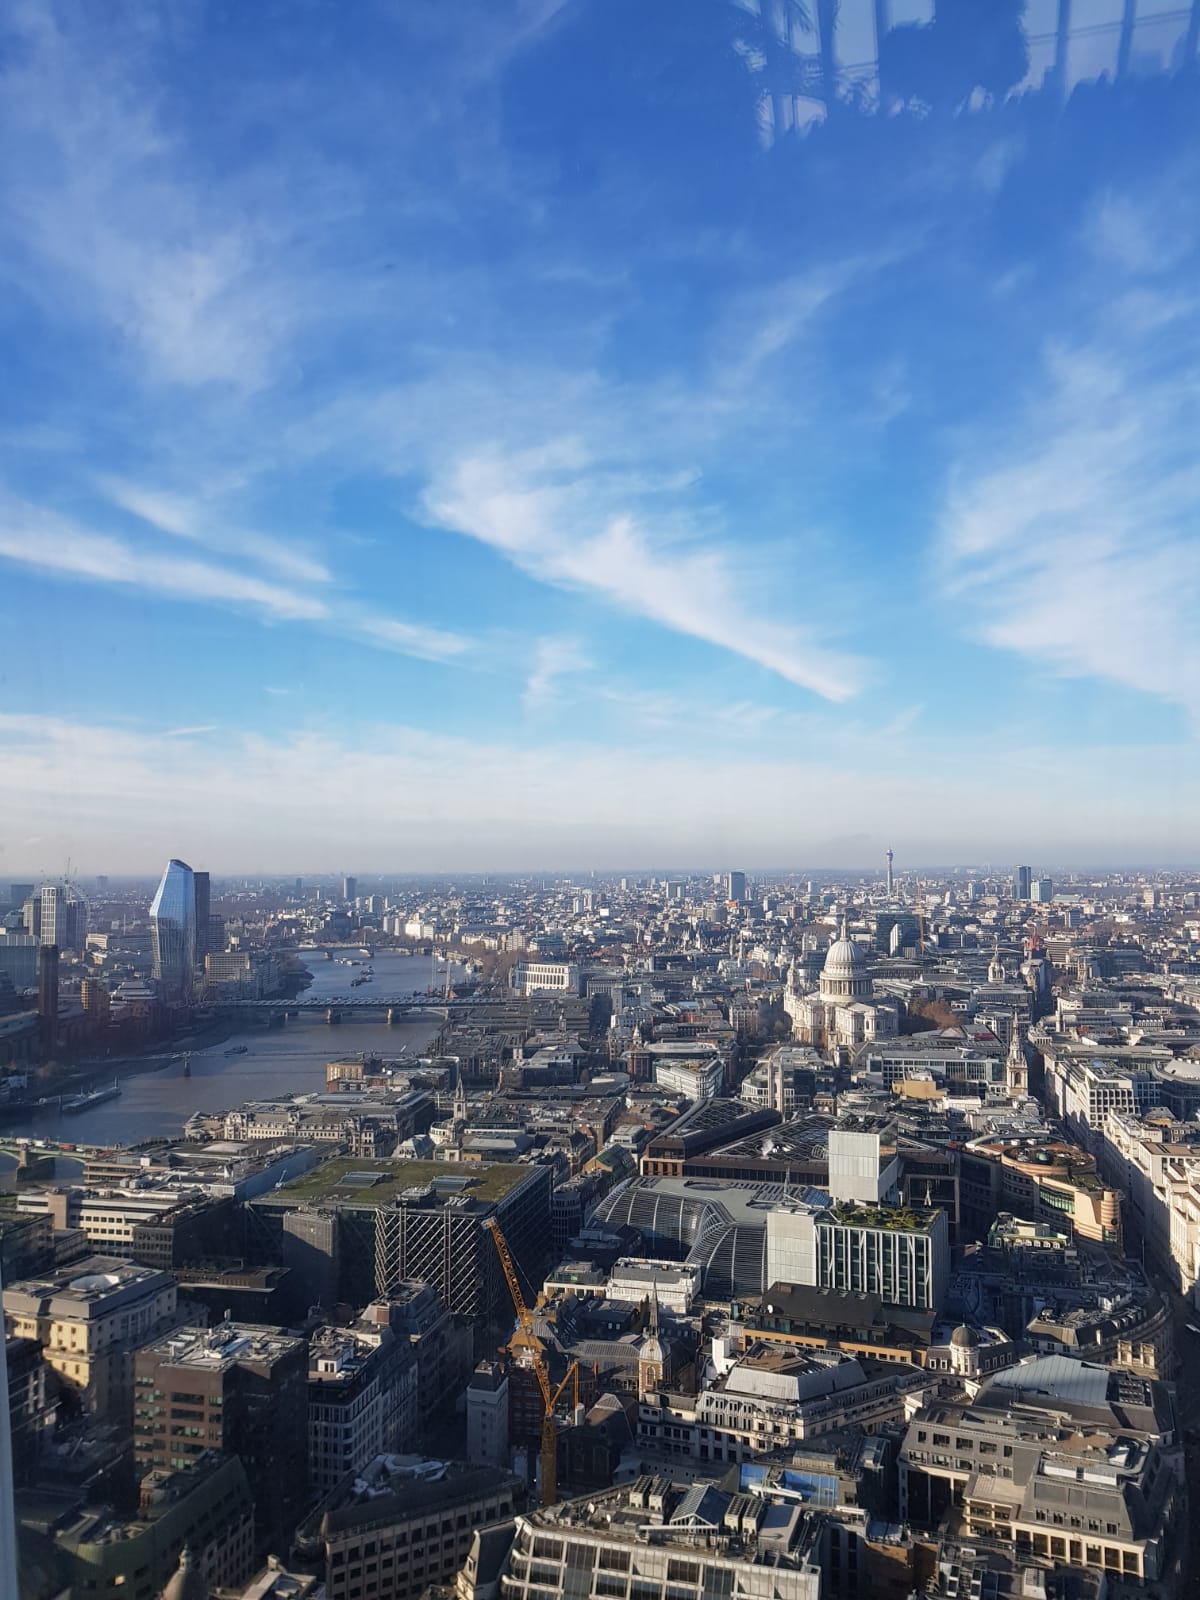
[62,1083,121,1114]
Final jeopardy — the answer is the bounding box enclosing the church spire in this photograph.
[988,937,1005,985]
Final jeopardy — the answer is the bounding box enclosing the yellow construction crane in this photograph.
[486,1218,578,1507]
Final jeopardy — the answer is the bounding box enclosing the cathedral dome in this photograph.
[822,934,867,982]
[818,919,873,1004]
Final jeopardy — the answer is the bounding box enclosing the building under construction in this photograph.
[250,1158,552,1327]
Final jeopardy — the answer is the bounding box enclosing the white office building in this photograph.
[510,962,580,996]
[653,1057,724,1100]
[765,1201,948,1313]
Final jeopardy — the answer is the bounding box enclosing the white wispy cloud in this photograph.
[523,636,593,710]
[0,6,334,391]
[163,726,218,739]
[271,241,889,699]
[425,450,864,700]
[1088,185,1197,278]
[0,498,327,622]
[939,298,1200,716]
[356,615,473,663]
[101,477,330,585]
[0,494,474,664]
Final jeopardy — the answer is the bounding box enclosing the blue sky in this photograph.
[1,0,1199,874]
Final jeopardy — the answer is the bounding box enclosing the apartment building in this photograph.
[899,1357,1183,1586]
[294,1456,526,1600]
[492,1476,822,1600]
[56,1453,256,1600]
[2,1254,177,1417]
[308,1323,419,1495]
[638,1342,935,1462]
[1039,1041,1170,1153]
[134,1322,309,1557]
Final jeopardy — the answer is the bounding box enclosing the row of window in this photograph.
[915,1429,1012,1456]
[966,1525,1140,1576]
[329,1502,513,1565]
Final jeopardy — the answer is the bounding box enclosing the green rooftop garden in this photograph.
[830,1202,938,1233]
[265,1155,530,1208]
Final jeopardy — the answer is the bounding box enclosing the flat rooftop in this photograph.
[143,1322,303,1370]
[535,1477,821,1566]
[2,1256,172,1308]
[308,1327,381,1380]
[264,1156,534,1208]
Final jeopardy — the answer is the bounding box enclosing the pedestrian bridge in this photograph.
[197,997,465,1022]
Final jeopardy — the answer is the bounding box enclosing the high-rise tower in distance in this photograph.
[193,870,211,961]
[343,875,358,902]
[37,945,59,1058]
[885,849,894,897]
[150,858,197,999]
[1014,865,1032,900]
[38,883,87,952]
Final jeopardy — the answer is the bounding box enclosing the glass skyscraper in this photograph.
[150,858,196,999]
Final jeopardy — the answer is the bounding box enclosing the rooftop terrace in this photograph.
[829,1202,940,1233]
[263,1155,533,1208]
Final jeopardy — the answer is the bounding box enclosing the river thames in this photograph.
[0,949,464,1148]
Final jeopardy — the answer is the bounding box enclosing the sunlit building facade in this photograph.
[150,858,196,1000]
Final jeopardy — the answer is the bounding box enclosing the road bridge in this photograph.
[0,1136,113,1160]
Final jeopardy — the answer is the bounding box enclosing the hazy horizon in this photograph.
[7,854,1200,884]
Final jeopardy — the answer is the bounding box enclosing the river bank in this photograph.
[2,950,465,1144]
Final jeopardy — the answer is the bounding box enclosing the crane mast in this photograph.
[485,1218,577,1507]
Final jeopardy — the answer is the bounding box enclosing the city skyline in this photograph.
[2,3,1199,868]
[0,855,1192,882]
[6,6,1200,1595]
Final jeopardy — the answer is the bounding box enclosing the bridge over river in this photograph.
[196,996,502,1023]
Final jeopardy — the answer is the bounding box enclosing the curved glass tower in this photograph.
[150,858,196,999]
